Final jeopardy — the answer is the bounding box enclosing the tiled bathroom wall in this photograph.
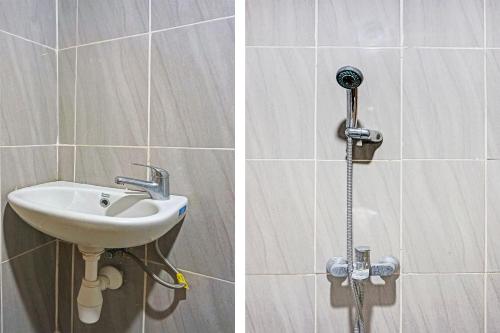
[0,0,234,332]
[56,1,235,332]
[0,0,58,331]
[246,0,498,332]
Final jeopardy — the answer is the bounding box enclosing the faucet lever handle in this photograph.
[132,163,168,179]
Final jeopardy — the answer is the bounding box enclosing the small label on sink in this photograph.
[178,205,187,216]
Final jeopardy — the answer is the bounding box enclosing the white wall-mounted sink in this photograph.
[8,181,188,324]
[7,181,188,249]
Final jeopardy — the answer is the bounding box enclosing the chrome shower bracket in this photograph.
[326,247,399,280]
[345,128,383,143]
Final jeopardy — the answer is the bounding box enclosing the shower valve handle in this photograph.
[371,256,399,277]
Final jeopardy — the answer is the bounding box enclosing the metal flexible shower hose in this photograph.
[346,136,365,333]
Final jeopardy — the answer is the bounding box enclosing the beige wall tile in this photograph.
[247,160,314,274]
[246,0,315,46]
[318,0,400,47]
[246,275,315,333]
[150,20,234,148]
[403,161,484,273]
[246,48,315,158]
[76,36,148,146]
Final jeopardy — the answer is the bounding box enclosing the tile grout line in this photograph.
[246,45,496,50]
[0,144,58,148]
[246,45,316,49]
[55,240,60,332]
[248,158,486,162]
[1,144,231,150]
[70,244,75,333]
[246,273,318,277]
[55,0,60,328]
[151,15,234,34]
[313,0,318,331]
[55,0,60,177]
[318,46,400,49]
[72,0,79,184]
[142,245,148,333]
[142,2,153,332]
[175,267,235,284]
[57,143,234,151]
[483,0,488,331]
[0,104,2,333]
[58,15,235,51]
[0,200,1,332]
[71,2,79,332]
[235,0,245,325]
[399,0,404,332]
[0,240,56,264]
[61,31,149,50]
[146,7,152,172]
[0,29,56,51]
[144,259,236,284]
[55,0,59,51]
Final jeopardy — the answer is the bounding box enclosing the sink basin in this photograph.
[7,181,188,248]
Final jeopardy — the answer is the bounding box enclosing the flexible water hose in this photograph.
[123,239,186,289]
[346,136,365,333]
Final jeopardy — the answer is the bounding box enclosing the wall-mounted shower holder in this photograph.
[326,246,399,281]
[345,127,383,143]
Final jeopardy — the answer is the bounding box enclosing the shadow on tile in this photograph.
[143,219,234,332]
[145,262,234,332]
[336,120,383,162]
[328,274,398,333]
[3,203,53,261]
[2,242,55,333]
[143,218,189,318]
[144,263,187,320]
[148,217,185,260]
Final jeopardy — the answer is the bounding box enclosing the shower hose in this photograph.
[346,136,365,333]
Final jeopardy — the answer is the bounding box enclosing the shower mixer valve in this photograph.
[326,246,399,280]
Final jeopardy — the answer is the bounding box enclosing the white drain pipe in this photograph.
[77,246,123,324]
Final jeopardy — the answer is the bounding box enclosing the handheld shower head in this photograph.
[336,66,363,89]
[337,66,364,128]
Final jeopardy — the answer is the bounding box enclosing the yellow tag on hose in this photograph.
[176,272,189,289]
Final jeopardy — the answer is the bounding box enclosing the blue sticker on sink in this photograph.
[178,205,187,216]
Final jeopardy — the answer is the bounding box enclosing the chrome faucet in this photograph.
[115,163,170,200]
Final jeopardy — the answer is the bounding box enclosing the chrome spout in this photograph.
[115,164,169,200]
